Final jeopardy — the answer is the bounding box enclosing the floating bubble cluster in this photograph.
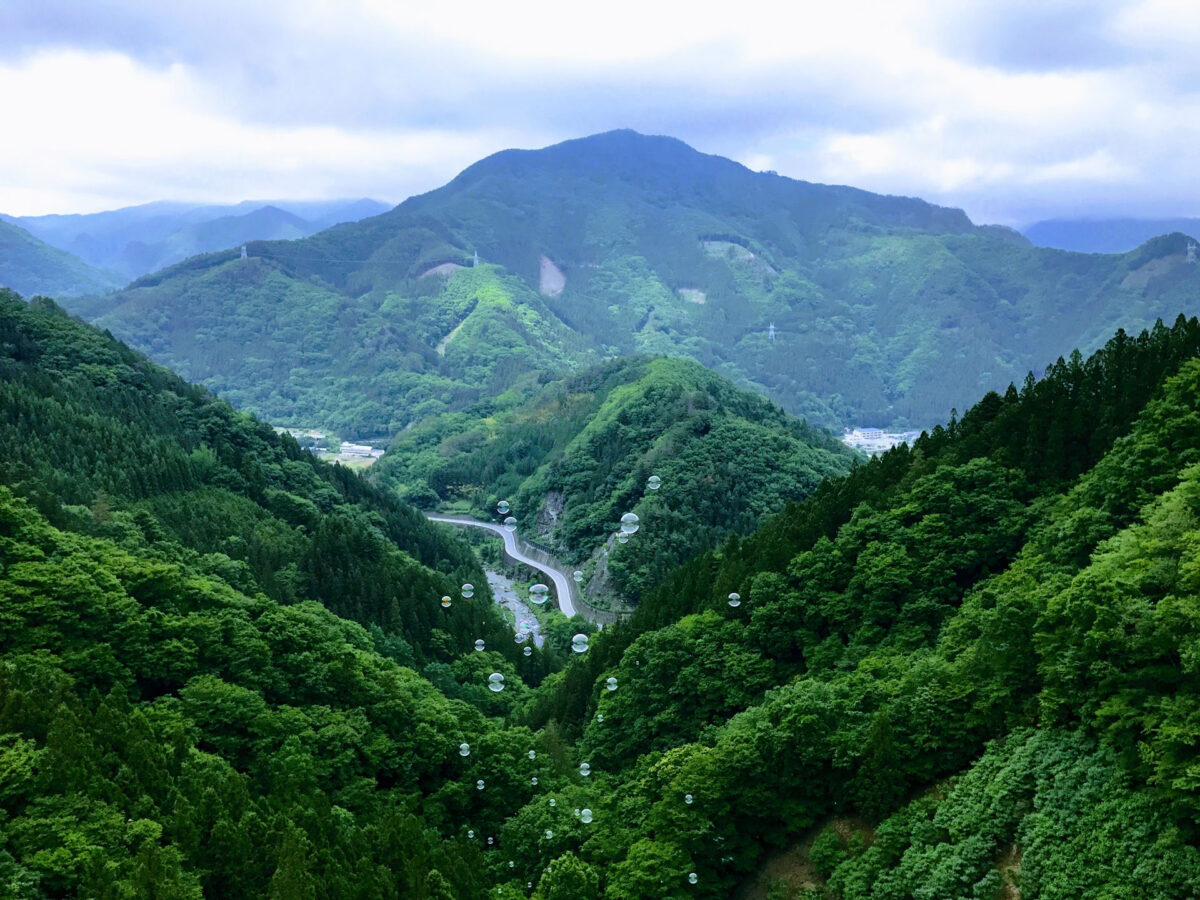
[461,583,474,598]
[620,512,640,534]
[571,633,589,653]
[488,673,505,693]
[529,583,550,605]
[573,570,583,583]
[647,474,662,490]
[474,639,485,651]
[440,595,452,608]
[579,762,591,777]
[580,809,593,824]
[503,516,517,532]
[727,592,741,608]
[606,677,618,692]
[459,742,470,757]
[497,500,510,515]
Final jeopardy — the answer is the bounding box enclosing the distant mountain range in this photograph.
[1,197,390,283]
[1023,217,1200,253]
[0,217,122,298]
[68,130,1200,437]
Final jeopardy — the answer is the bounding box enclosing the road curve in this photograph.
[425,514,578,618]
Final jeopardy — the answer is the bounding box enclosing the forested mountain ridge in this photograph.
[0,218,121,298]
[376,355,856,604]
[73,130,1200,436]
[3,295,1200,895]
[1024,215,1200,253]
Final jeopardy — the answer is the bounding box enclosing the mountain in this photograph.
[1024,216,1200,253]
[0,218,121,297]
[3,281,1200,895]
[4,197,390,281]
[72,130,1200,439]
[375,355,857,604]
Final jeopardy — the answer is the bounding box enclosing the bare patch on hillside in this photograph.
[420,262,464,278]
[1121,255,1179,291]
[678,288,706,304]
[997,842,1022,900]
[540,255,566,296]
[435,318,467,356]
[735,817,873,900]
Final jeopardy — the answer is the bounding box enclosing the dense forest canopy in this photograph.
[2,287,1200,897]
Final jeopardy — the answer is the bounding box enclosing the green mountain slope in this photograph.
[76,130,1200,437]
[376,355,856,604]
[0,219,121,297]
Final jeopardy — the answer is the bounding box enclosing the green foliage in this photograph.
[0,219,120,298]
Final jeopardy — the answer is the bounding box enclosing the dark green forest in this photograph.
[3,287,1200,897]
[71,131,1200,437]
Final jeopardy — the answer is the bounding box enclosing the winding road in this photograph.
[425,514,578,618]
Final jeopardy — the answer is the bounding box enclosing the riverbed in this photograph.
[485,569,545,647]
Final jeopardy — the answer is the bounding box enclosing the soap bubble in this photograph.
[688,872,698,885]
[503,516,517,532]
[476,780,485,790]
[620,512,640,534]
[528,750,537,760]
[468,829,474,838]
[580,808,593,824]
[606,677,618,692]
[508,861,514,868]
[459,742,471,757]
[545,829,553,840]
[488,673,505,693]
[523,646,532,656]
[571,633,589,653]
[497,500,510,514]
[514,631,526,644]
[474,639,485,651]
[440,596,452,608]
[684,793,693,805]
[573,570,583,583]
[531,777,538,786]
[487,836,493,845]
[549,798,556,807]
[529,583,550,605]
[647,474,662,490]
[617,532,629,544]
[574,808,580,816]
[727,592,741,608]
[461,583,474,598]
[596,713,604,722]
[579,762,591,777]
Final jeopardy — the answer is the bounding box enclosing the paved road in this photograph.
[426,514,577,618]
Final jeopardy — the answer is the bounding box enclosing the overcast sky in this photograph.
[2,0,1198,225]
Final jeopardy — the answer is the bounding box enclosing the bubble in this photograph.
[529,583,550,605]
[684,793,693,805]
[544,829,553,840]
[523,646,532,657]
[580,808,593,824]
[571,633,589,653]
[476,780,485,790]
[488,672,505,693]
[620,512,640,534]
[497,500,510,515]
[574,809,580,817]
[487,836,494,845]
[573,570,583,583]
[461,583,474,598]
[617,532,629,544]
[578,762,591,777]
[508,861,514,869]
[528,750,537,760]
[549,798,556,807]
[596,713,604,722]
[531,777,538,786]
[727,592,741,608]
[503,516,517,532]
[459,742,471,757]
[688,872,698,885]
[474,639,485,651]
[606,677,618,692]
[647,474,662,490]
[440,595,452,608]
[468,829,474,838]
